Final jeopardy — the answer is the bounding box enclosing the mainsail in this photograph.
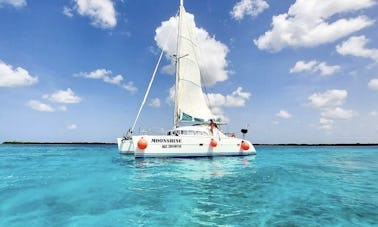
[174,1,216,126]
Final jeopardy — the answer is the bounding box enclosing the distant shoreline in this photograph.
[2,142,116,145]
[254,143,378,146]
[2,141,377,146]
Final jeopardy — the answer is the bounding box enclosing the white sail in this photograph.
[175,4,216,125]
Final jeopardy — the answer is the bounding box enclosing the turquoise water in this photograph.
[0,145,377,226]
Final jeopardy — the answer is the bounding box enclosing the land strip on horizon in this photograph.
[2,141,378,146]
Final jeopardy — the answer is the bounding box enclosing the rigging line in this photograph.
[129,47,165,135]
[127,14,177,136]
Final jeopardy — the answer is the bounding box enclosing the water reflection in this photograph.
[113,155,258,226]
[127,156,256,180]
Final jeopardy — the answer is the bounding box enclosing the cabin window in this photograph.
[168,130,209,136]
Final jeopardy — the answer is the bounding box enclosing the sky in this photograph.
[0,0,377,144]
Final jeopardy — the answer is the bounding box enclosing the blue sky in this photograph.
[0,0,377,143]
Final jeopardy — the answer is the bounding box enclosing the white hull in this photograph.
[118,125,256,158]
[117,137,134,154]
[132,135,255,158]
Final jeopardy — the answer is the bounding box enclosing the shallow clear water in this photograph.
[0,145,377,226]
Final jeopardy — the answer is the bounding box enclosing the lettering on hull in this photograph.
[151,138,182,143]
[162,144,182,148]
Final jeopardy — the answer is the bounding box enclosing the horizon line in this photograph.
[2,141,378,146]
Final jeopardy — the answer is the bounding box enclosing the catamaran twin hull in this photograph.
[117,137,134,154]
[118,135,256,158]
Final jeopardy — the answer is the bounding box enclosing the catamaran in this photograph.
[117,0,256,158]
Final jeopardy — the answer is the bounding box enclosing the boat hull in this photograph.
[132,135,256,158]
[117,137,134,154]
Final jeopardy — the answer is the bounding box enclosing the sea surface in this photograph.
[0,144,377,226]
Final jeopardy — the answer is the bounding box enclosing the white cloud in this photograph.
[67,124,77,130]
[122,81,137,93]
[105,74,123,84]
[308,89,347,109]
[0,0,26,8]
[207,87,251,108]
[319,117,334,130]
[321,107,358,119]
[77,69,123,85]
[27,100,55,112]
[211,106,230,123]
[206,93,225,107]
[226,87,251,107]
[149,98,161,108]
[308,89,358,130]
[317,62,341,76]
[66,0,117,29]
[43,88,82,104]
[167,86,251,122]
[290,60,340,76]
[58,106,67,111]
[0,60,38,87]
[230,0,269,21]
[254,0,375,52]
[336,36,378,63]
[368,78,378,90]
[276,110,292,119]
[290,61,317,73]
[206,87,251,120]
[166,85,175,105]
[63,6,74,17]
[161,64,176,75]
[155,11,230,86]
[26,100,70,112]
[76,69,137,93]
[369,111,378,117]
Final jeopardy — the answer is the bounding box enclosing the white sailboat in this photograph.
[117,0,256,158]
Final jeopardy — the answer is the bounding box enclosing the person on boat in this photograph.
[209,119,217,135]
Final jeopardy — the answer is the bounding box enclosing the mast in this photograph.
[174,0,184,128]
